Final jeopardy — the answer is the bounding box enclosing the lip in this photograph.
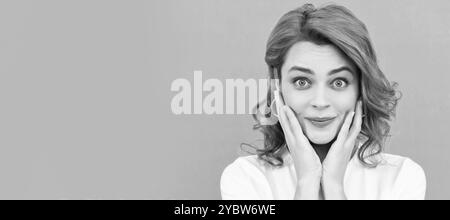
[305,117,336,128]
[305,117,336,122]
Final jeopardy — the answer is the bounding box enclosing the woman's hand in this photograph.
[274,90,322,199]
[321,100,363,200]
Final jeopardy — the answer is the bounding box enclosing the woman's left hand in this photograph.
[321,100,363,200]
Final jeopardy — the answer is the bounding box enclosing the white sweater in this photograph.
[220,151,426,200]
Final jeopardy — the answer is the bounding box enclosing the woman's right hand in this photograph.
[274,90,322,199]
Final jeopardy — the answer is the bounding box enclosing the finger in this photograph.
[282,105,300,134]
[274,90,285,108]
[273,90,282,116]
[278,103,295,148]
[273,90,293,144]
[274,78,281,91]
[335,110,355,146]
[280,106,314,157]
[347,100,363,143]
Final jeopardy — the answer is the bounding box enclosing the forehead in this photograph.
[282,41,357,75]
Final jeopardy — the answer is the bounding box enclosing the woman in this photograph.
[220,3,426,200]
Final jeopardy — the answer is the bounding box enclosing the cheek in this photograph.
[282,90,309,129]
[331,95,358,129]
[282,90,309,113]
[335,98,357,112]
[280,85,359,130]
[330,81,359,110]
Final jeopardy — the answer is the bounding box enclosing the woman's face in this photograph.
[280,41,360,145]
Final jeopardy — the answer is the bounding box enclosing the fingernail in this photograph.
[347,111,354,117]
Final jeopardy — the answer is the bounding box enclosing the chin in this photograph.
[307,134,335,145]
[303,122,339,145]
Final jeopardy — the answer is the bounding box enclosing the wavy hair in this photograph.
[243,3,402,168]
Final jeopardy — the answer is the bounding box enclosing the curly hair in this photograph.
[242,3,402,168]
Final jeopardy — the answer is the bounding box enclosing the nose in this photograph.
[310,87,330,110]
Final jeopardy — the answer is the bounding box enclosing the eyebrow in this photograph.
[288,65,355,76]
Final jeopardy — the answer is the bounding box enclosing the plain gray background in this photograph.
[0,0,449,199]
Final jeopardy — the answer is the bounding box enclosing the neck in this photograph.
[310,136,337,163]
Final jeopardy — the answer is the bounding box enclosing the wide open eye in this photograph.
[332,78,349,89]
[293,77,311,89]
